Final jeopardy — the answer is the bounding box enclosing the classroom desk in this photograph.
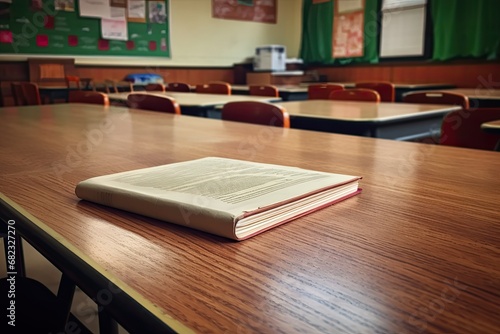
[278,100,460,141]
[422,88,500,108]
[1,104,499,333]
[38,85,72,103]
[233,83,455,101]
[232,84,310,101]
[481,119,500,151]
[107,91,281,117]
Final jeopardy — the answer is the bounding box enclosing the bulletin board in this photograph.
[332,0,364,58]
[212,0,277,24]
[0,0,170,57]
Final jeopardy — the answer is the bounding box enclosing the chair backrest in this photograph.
[221,101,290,128]
[21,82,42,106]
[196,82,231,95]
[329,88,381,102]
[440,108,500,150]
[11,82,26,106]
[65,76,82,90]
[127,93,181,114]
[145,83,165,92]
[307,84,344,100]
[249,85,279,97]
[355,82,395,102]
[403,91,470,109]
[165,82,191,92]
[105,79,134,93]
[68,90,109,106]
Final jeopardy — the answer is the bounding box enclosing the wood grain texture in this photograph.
[1,104,499,333]
[278,100,459,121]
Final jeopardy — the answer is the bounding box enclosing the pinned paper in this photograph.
[44,15,54,29]
[126,40,134,50]
[68,35,78,46]
[127,0,146,23]
[79,0,110,18]
[149,41,157,51]
[101,7,127,41]
[0,30,13,43]
[98,39,109,50]
[55,0,75,12]
[36,34,49,47]
[148,1,166,24]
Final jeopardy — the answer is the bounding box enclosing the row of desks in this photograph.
[1,103,499,333]
[108,91,461,141]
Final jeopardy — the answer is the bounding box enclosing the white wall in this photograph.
[166,0,303,66]
[1,0,303,67]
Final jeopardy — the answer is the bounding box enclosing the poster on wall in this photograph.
[212,0,276,24]
[332,0,364,58]
[127,0,146,22]
[79,0,111,18]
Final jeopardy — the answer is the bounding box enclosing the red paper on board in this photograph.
[149,41,156,51]
[98,39,109,51]
[0,31,13,43]
[126,41,134,50]
[44,15,55,29]
[36,35,49,47]
[68,35,78,46]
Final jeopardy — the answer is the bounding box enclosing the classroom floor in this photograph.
[0,239,128,333]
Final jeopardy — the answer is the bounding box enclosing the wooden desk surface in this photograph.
[107,91,281,106]
[278,100,460,122]
[427,88,500,100]
[481,119,500,133]
[1,104,500,333]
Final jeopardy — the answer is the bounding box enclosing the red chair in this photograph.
[329,88,380,102]
[21,82,42,106]
[222,101,290,128]
[68,90,109,106]
[355,82,395,102]
[11,82,26,106]
[127,93,181,114]
[165,82,191,92]
[403,91,469,109]
[196,82,231,95]
[440,108,500,150]
[65,76,83,90]
[249,85,279,97]
[145,83,165,92]
[307,84,344,100]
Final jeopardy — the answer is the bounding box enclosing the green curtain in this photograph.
[431,0,500,60]
[299,0,379,65]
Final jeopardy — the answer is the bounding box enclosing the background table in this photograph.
[278,100,460,141]
[108,91,281,117]
[423,88,500,108]
[1,104,499,333]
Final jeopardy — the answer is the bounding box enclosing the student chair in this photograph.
[403,91,469,109]
[65,76,83,90]
[440,108,500,150]
[249,85,279,97]
[195,81,231,95]
[21,82,42,106]
[68,90,110,106]
[307,84,344,100]
[104,79,134,93]
[355,82,395,102]
[11,82,26,106]
[329,88,381,102]
[221,101,290,127]
[145,83,165,92]
[165,82,191,92]
[127,93,181,114]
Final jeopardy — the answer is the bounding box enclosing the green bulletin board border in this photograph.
[0,0,170,58]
